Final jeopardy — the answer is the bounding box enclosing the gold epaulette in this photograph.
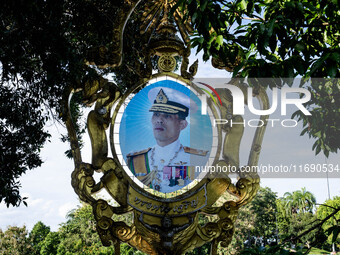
[127,148,151,157]
[183,146,208,156]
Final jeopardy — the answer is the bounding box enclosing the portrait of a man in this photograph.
[125,87,209,192]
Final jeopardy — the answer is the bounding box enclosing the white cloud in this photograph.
[58,202,75,218]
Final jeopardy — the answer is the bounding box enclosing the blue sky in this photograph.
[0,52,339,232]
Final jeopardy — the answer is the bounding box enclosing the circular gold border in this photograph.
[110,73,218,201]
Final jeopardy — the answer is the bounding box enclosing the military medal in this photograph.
[151,166,162,191]
[150,145,183,191]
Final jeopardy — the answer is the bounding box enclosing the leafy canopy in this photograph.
[0,0,128,207]
[174,0,340,157]
[317,196,340,246]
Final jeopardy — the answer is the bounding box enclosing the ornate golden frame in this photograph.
[63,1,271,254]
[66,71,270,254]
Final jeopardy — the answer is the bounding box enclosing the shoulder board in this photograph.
[127,148,151,157]
[183,146,208,156]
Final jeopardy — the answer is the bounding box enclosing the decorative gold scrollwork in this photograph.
[67,73,266,254]
[98,216,113,231]
[65,2,270,254]
[199,222,221,241]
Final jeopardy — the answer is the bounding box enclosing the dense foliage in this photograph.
[220,187,278,254]
[176,0,340,78]
[0,225,35,255]
[174,0,340,157]
[1,188,338,254]
[0,204,138,255]
[317,196,340,246]
[0,0,339,210]
[0,0,141,207]
[219,187,339,254]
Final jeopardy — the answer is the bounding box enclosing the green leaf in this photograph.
[192,12,198,23]
[326,225,340,243]
[294,42,305,52]
[324,148,330,158]
[202,15,210,32]
[294,58,305,75]
[216,35,223,46]
[247,1,254,14]
[291,110,300,119]
[203,51,210,61]
[239,0,247,11]
[310,54,329,75]
[323,30,328,44]
[329,52,340,62]
[300,127,308,136]
[207,35,215,46]
[315,143,321,155]
[302,2,317,11]
[254,4,261,14]
[232,60,244,77]
[200,0,208,11]
[327,64,337,77]
[267,19,275,37]
[266,54,277,62]
[312,140,318,151]
[196,43,204,54]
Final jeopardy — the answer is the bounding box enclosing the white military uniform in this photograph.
[150,139,191,193]
[126,87,208,193]
[127,139,208,193]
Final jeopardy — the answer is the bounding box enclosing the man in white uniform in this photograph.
[127,87,208,192]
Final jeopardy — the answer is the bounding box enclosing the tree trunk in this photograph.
[114,240,120,255]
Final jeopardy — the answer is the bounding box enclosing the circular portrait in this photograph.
[119,78,212,193]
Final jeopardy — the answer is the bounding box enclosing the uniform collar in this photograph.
[154,139,181,156]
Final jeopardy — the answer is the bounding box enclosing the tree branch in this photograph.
[239,17,338,27]
[316,203,337,211]
[284,207,340,243]
[242,17,263,21]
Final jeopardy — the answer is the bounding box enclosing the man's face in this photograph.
[151,112,188,147]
